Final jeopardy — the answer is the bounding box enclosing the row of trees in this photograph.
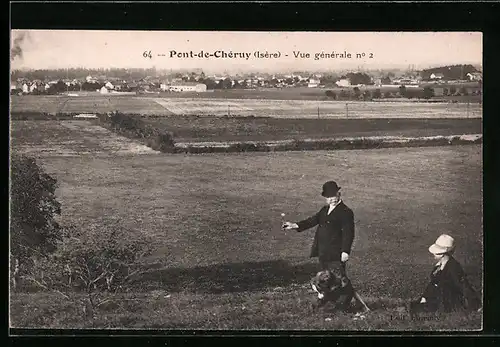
[325,85,479,100]
[325,86,435,100]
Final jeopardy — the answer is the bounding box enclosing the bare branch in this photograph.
[90,271,108,285]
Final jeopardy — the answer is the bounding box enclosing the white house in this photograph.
[466,72,482,81]
[168,82,207,92]
[430,73,444,80]
[308,78,321,88]
[22,83,29,93]
[105,81,114,90]
[29,83,37,93]
[100,86,109,94]
[335,79,351,87]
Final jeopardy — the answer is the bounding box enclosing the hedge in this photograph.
[97,112,175,153]
[174,135,482,154]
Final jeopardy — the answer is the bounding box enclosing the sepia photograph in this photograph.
[9,30,483,331]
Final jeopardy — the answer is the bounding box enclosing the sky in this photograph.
[10,31,482,73]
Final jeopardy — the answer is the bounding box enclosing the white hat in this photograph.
[429,234,455,255]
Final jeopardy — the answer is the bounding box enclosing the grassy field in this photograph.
[10,118,482,148]
[10,95,172,115]
[9,119,483,329]
[10,121,159,156]
[10,94,482,118]
[144,117,482,143]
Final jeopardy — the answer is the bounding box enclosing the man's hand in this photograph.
[341,252,349,262]
[282,222,299,230]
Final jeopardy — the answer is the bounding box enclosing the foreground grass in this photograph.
[9,123,483,331]
[10,288,481,330]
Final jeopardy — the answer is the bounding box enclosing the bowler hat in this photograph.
[321,181,341,197]
[429,234,455,255]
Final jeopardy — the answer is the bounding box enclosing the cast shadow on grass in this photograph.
[130,259,320,294]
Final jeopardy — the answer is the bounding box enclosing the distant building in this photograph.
[168,82,207,92]
[105,81,114,90]
[430,73,444,80]
[466,72,482,82]
[100,86,109,94]
[335,79,351,87]
[308,78,321,88]
[22,83,29,93]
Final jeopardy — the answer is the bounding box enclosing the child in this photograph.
[409,234,482,315]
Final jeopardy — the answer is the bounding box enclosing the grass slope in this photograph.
[9,122,483,330]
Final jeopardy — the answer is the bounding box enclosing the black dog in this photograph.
[310,264,370,313]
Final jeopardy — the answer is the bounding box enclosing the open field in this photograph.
[10,95,173,115]
[10,121,159,157]
[152,98,482,118]
[10,95,482,118]
[10,118,482,149]
[9,119,483,329]
[145,117,482,143]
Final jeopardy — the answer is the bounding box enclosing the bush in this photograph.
[423,86,435,99]
[325,90,337,99]
[10,154,63,289]
[398,85,407,98]
[20,224,156,324]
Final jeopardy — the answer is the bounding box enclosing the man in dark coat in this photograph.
[283,180,355,271]
[283,181,368,311]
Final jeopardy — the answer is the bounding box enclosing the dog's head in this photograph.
[311,266,350,299]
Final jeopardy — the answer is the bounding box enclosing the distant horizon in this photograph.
[10,62,483,76]
[10,31,482,75]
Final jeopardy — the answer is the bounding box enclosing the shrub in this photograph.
[398,85,407,98]
[10,154,63,289]
[325,90,336,99]
[20,223,156,325]
[423,86,435,99]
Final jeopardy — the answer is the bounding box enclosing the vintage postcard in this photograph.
[10,30,482,332]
